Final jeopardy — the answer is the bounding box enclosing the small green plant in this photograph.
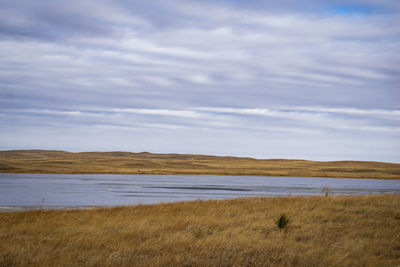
[274,214,290,229]
[192,226,204,239]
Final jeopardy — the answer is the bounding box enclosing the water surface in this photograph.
[0,173,399,210]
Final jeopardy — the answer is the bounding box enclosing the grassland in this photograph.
[1,194,399,266]
[1,150,400,179]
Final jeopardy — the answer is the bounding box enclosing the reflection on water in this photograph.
[0,173,399,209]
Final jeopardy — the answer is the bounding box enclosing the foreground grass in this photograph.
[1,195,399,266]
[1,150,400,179]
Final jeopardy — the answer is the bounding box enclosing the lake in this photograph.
[0,173,399,210]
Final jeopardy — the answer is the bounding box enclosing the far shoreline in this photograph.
[1,150,399,180]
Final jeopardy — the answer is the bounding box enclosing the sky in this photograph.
[0,0,399,162]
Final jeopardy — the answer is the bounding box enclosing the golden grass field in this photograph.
[1,150,400,179]
[1,194,399,266]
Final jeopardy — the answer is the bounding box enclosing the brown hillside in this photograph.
[1,150,399,179]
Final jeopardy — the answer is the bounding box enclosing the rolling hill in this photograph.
[0,150,399,179]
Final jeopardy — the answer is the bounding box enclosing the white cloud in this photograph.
[106,108,204,118]
[285,106,400,120]
[187,73,212,84]
[2,106,399,135]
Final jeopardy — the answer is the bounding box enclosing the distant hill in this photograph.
[0,150,399,179]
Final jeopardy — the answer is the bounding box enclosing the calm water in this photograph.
[0,173,399,209]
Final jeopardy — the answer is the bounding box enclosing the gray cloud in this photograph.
[0,0,399,161]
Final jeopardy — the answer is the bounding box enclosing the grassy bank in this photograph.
[1,195,399,266]
[1,150,400,179]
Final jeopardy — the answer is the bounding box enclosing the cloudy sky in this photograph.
[0,0,399,162]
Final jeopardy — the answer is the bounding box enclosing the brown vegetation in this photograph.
[1,150,400,179]
[1,194,399,266]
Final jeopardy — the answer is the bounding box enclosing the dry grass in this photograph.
[1,194,399,266]
[1,150,400,179]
